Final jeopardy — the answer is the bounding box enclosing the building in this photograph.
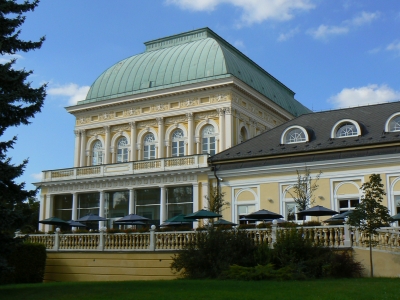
[209,101,400,223]
[35,28,309,231]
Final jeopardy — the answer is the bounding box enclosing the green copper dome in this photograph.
[80,28,310,117]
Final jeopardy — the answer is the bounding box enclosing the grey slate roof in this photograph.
[210,101,400,168]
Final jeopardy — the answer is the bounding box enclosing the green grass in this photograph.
[1,279,400,300]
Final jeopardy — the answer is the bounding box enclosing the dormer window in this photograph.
[281,126,308,144]
[385,113,400,132]
[331,119,361,139]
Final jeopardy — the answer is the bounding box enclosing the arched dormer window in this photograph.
[172,129,185,157]
[143,133,156,160]
[92,140,103,165]
[331,119,361,138]
[202,125,216,155]
[117,137,129,163]
[281,126,308,144]
[385,113,400,132]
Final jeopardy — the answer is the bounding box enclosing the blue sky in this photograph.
[2,0,400,191]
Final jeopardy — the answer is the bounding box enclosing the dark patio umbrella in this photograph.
[297,205,338,217]
[115,214,149,223]
[325,210,353,223]
[161,214,193,227]
[213,219,237,226]
[264,218,287,224]
[184,209,222,220]
[39,217,69,226]
[246,209,283,220]
[390,212,400,221]
[67,220,87,228]
[76,213,107,222]
[114,220,147,226]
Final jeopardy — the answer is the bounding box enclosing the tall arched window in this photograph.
[92,140,103,165]
[202,125,216,155]
[239,127,248,143]
[117,137,129,163]
[172,129,185,157]
[143,133,156,160]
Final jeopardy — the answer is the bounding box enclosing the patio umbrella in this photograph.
[213,219,237,226]
[114,220,147,226]
[76,213,107,222]
[246,209,283,220]
[184,209,222,220]
[114,214,149,223]
[325,210,353,223]
[264,218,287,224]
[67,220,87,228]
[390,212,400,221]
[39,217,69,226]
[297,205,338,217]
[161,214,194,227]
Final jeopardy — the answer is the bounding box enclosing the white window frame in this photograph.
[172,129,185,157]
[92,140,104,166]
[143,133,156,160]
[281,125,309,144]
[116,137,129,163]
[331,119,361,139]
[385,112,400,132]
[201,125,216,155]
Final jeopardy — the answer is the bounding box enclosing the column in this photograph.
[159,186,166,225]
[80,129,86,167]
[99,190,105,229]
[193,183,199,228]
[129,189,135,214]
[45,194,53,232]
[74,130,81,167]
[130,122,137,161]
[72,193,78,221]
[157,117,164,158]
[39,194,45,231]
[187,113,194,155]
[104,126,111,164]
[201,181,209,210]
[224,107,232,149]
[195,137,200,155]
[217,108,225,151]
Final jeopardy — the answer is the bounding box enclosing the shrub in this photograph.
[171,227,256,279]
[1,242,46,284]
[222,264,276,280]
[325,250,364,278]
[303,221,321,226]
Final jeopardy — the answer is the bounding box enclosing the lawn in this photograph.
[1,279,400,300]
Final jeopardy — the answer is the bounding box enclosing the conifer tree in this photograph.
[0,0,46,276]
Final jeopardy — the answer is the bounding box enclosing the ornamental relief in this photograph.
[195,111,218,120]
[210,92,230,103]
[152,103,169,112]
[165,115,188,125]
[100,111,114,121]
[111,124,130,132]
[87,128,105,137]
[181,98,199,107]
[76,116,90,125]
[138,120,157,128]
[125,108,140,116]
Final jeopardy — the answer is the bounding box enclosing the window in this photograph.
[105,191,129,228]
[394,195,400,214]
[78,193,100,218]
[285,128,306,144]
[239,127,248,143]
[135,188,160,225]
[172,129,185,157]
[166,186,193,219]
[336,123,358,137]
[117,137,129,163]
[237,204,255,223]
[202,125,216,155]
[143,133,156,160]
[53,195,73,221]
[338,198,359,213]
[285,202,300,221]
[92,140,103,165]
[389,116,400,132]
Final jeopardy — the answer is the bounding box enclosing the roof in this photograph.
[78,28,310,117]
[210,101,400,167]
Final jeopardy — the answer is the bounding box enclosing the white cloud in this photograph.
[368,47,381,54]
[166,0,315,25]
[0,54,24,64]
[328,84,400,108]
[278,27,299,41]
[47,83,90,105]
[387,40,400,55]
[31,173,42,181]
[308,11,379,40]
[233,39,245,49]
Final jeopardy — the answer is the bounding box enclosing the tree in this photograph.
[0,0,46,277]
[287,167,321,221]
[204,187,229,214]
[348,174,390,278]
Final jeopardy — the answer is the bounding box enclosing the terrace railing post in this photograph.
[54,229,60,251]
[149,225,156,251]
[344,218,351,247]
[98,230,105,251]
[271,220,278,248]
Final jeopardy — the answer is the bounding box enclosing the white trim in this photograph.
[165,123,188,141]
[331,119,361,138]
[280,125,309,144]
[231,186,259,223]
[111,131,130,149]
[195,119,219,138]
[385,112,400,132]
[86,135,105,151]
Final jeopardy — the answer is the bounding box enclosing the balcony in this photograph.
[41,154,209,182]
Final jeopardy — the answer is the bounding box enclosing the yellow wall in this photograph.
[353,248,400,277]
[45,252,178,282]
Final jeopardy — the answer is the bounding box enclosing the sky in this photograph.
[2,0,400,191]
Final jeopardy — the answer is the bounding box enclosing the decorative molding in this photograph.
[126,108,140,116]
[165,115,187,125]
[87,128,105,137]
[153,103,168,112]
[156,117,164,125]
[195,111,218,120]
[138,120,157,128]
[211,92,230,103]
[111,124,130,132]
[181,98,199,107]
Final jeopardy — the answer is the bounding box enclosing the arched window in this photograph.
[143,133,156,160]
[202,125,216,155]
[92,140,103,165]
[239,127,248,143]
[172,129,185,157]
[285,128,306,144]
[389,116,400,132]
[336,123,358,137]
[116,137,128,163]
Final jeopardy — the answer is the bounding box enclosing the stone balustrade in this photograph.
[41,154,209,182]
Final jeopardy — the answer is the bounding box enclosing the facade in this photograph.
[210,101,400,224]
[35,28,309,231]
